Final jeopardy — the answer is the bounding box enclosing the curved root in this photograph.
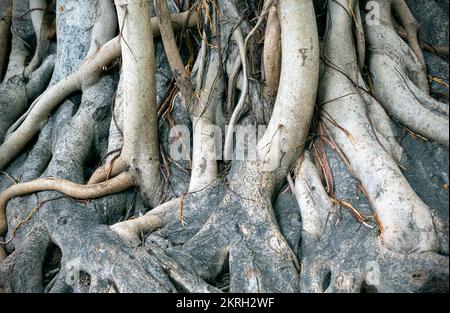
[88,157,129,185]
[321,0,437,253]
[224,27,248,161]
[0,172,135,235]
[364,0,449,146]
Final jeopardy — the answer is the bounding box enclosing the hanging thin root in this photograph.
[0,172,135,235]
[224,27,248,161]
[226,56,242,113]
[154,0,195,106]
[353,0,365,71]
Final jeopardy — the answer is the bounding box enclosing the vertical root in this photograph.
[116,0,162,207]
[24,0,51,77]
[224,27,248,161]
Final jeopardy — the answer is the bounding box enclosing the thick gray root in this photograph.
[0,223,50,292]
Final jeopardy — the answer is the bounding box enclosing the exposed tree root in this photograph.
[115,0,162,207]
[0,224,50,292]
[24,0,52,78]
[363,0,449,147]
[0,0,448,294]
[0,9,198,170]
[392,0,426,69]
[88,157,129,185]
[263,5,281,98]
[110,0,319,292]
[320,0,437,253]
[0,37,121,170]
[224,27,248,161]
[0,172,135,235]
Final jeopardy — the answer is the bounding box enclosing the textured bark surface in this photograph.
[0,0,448,293]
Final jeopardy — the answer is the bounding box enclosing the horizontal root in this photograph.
[0,172,135,235]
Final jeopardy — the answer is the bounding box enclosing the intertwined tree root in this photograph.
[0,0,448,293]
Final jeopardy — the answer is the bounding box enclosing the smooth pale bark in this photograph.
[116,0,161,207]
[257,0,320,189]
[87,0,117,57]
[263,5,281,98]
[88,157,129,184]
[364,0,449,147]
[111,198,180,247]
[292,152,334,242]
[224,28,248,161]
[320,0,437,253]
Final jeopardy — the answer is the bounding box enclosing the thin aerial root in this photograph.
[0,172,135,235]
[246,0,277,46]
[226,57,242,113]
[88,156,129,184]
[0,196,64,246]
[154,0,195,106]
[224,27,248,161]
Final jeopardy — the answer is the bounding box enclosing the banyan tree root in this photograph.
[0,172,135,234]
[0,0,56,143]
[319,0,437,254]
[263,4,281,99]
[0,0,448,294]
[0,8,197,170]
[363,0,449,147]
[23,0,53,78]
[111,0,319,292]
